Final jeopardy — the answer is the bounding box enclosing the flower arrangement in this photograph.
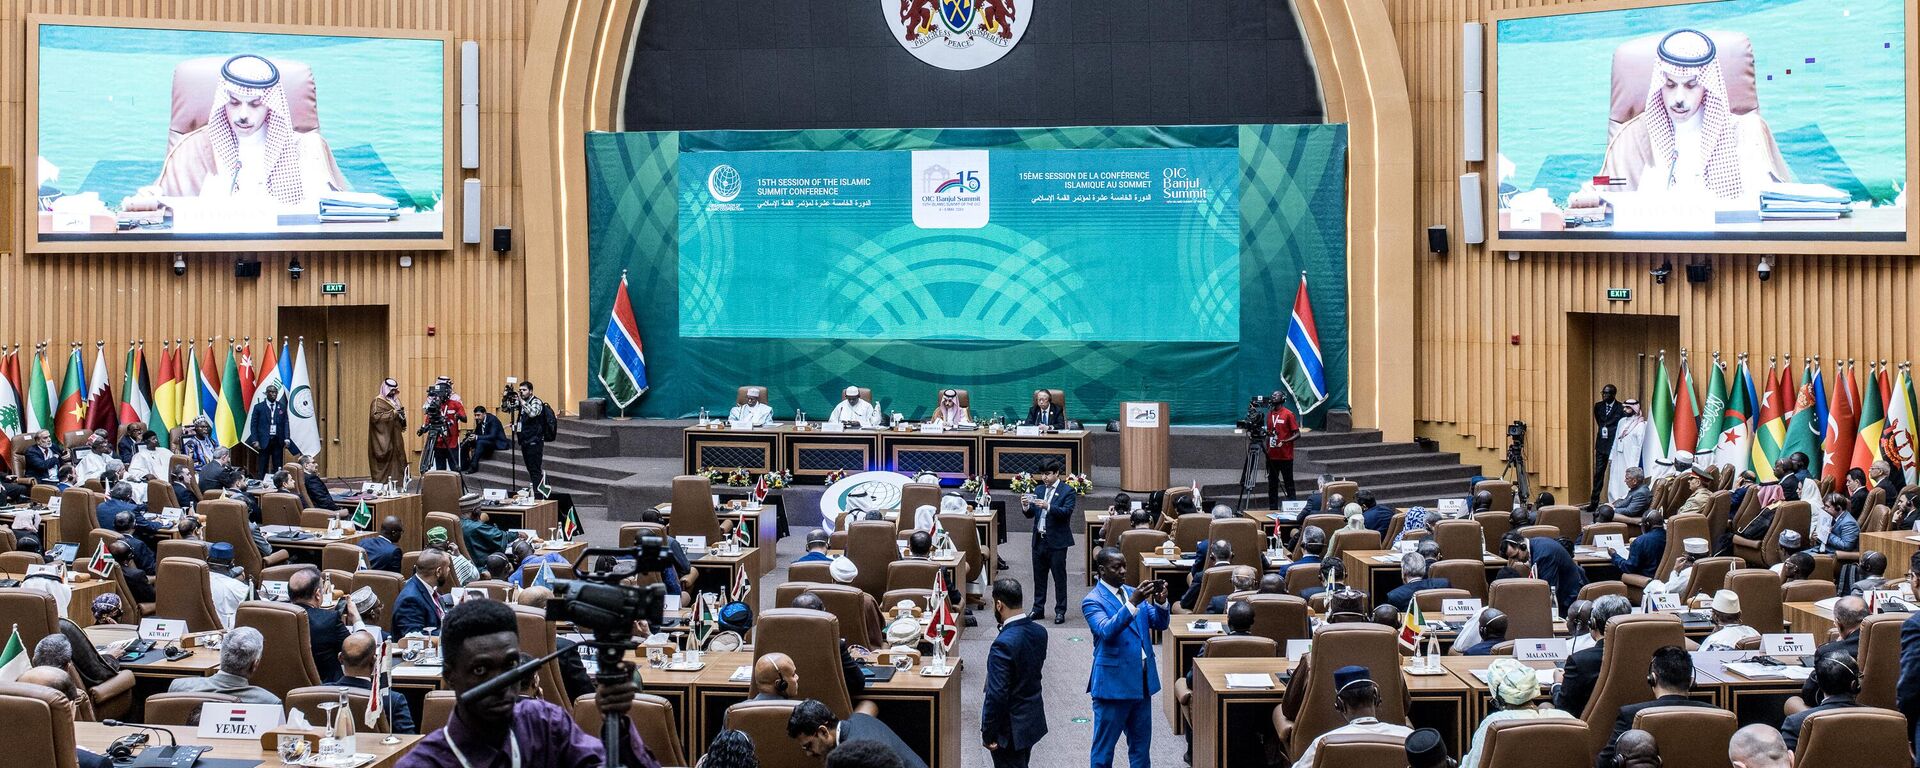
[725,468,751,487]
[763,470,792,490]
[959,475,986,494]
[1007,472,1037,493]
[699,466,729,485]
[823,469,849,485]
[1064,473,1093,495]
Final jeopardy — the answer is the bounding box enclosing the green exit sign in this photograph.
[1606,288,1632,301]
[321,282,348,295]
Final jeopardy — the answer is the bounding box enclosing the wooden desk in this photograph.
[365,494,426,552]
[684,424,783,476]
[717,504,778,577]
[689,547,756,596]
[4,572,116,629]
[879,431,983,482]
[481,500,560,540]
[262,526,374,555]
[75,721,418,767]
[1189,657,1291,768]
[1161,614,1229,734]
[1785,601,1834,636]
[1863,531,1920,579]
[1698,655,1809,726]
[1344,548,1616,600]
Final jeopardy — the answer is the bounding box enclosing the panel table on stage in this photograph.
[684,424,784,477]
[682,424,1091,486]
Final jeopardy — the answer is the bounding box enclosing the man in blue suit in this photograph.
[358,516,404,573]
[245,384,298,478]
[982,578,1048,768]
[1023,459,1076,624]
[1894,551,1920,763]
[1084,546,1169,768]
[393,549,450,637]
[1499,530,1586,613]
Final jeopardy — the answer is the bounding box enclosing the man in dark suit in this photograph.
[1025,390,1065,430]
[358,516,404,573]
[108,540,156,604]
[1180,539,1233,610]
[1500,531,1586,612]
[1895,550,1920,758]
[982,578,1049,768]
[462,406,512,472]
[332,630,416,733]
[788,698,927,768]
[1084,547,1169,768]
[1609,509,1667,578]
[1602,466,1654,527]
[1358,490,1394,538]
[1790,596,1865,713]
[1204,567,1258,614]
[393,549,450,637]
[1022,459,1076,624]
[245,384,297,478]
[1589,384,1625,508]
[1555,594,1630,716]
[289,567,360,683]
[1276,527,1324,579]
[1598,646,1715,766]
[1385,552,1451,612]
[23,431,64,483]
[300,454,340,511]
[1780,652,1861,751]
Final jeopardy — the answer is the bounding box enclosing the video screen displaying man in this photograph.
[1592,29,1783,203]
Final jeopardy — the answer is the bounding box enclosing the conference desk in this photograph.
[682,424,1091,486]
[656,501,780,577]
[1342,546,1618,599]
[356,493,426,552]
[688,546,757,596]
[262,526,375,563]
[480,499,561,540]
[1863,530,1920,579]
[74,721,419,767]
[3,572,117,629]
[1188,657,1475,768]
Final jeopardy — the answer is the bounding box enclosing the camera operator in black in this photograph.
[507,379,553,498]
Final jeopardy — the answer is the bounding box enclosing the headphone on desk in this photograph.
[106,733,148,761]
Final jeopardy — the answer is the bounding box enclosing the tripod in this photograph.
[1236,431,1264,511]
[1501,440,1533,504]
[502,397,524,497]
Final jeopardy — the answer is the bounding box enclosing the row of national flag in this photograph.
[1638,350,1920,486]
[0,338,320,471]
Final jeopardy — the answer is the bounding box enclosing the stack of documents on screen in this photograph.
[1758,183,1851,220]
[319,192,401,222]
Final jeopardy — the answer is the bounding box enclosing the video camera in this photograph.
[418,381,454,439]
[543,538,677,635]
[1235,393,1283,435]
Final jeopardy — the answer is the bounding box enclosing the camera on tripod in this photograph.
[418,381,453,439]
[1505,420,1527,451]
[1235,393,1275,435]
[544,538,677,634]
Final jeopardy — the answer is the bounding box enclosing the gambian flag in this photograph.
[197,341,221,434]
[1854,362,1886,475]
[598,272,648,409]
[0,626,25,683]
[1399,601,1427,650]
[1279,273,1328,413]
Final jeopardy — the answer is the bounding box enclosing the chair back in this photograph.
[1474,511,1511,553]
[58,488,95,545]
[142,691,239,726]
[1190,565,1237,611]
[465,579,514,602]
[1863,503,1894,534]
[424,512,468,562]
[897,484,939,533]
[755,608,853,717]
[1537,505,1582,541]
[1582,522,1628,545]
[574,693,688,767]
[513,604,570,708]
[260,493,302,527]
[419,690,456,733]
[617,522,667,548]
[0,551,42,575]
[1515,524,1560,540]
[1782,579,1835,603]
[1578,581,1628,603]
[1320,481,1360,506]
[1794,708,1912,768]
[1328,529,1381,561]
[201,498,268,578]
[845,520,899,598]
[1208,518,1264,569]
[420,471,464,516]
[1413,588,1474,616]
[518,561,576,587]
[1097,514,1130,550]
[286,685,391,732]
[722,699,814,768]
[1725,568,1785,634]
[321,542,365,573]
[1487,578,1554,640]
[301,509,336,528]
[1704,491,1732,545]
[1686,557,1741,597]
[1580,613,1686,756]
[283,463,315,507]
[352,570,404,633]
[1118,529,1168,585]
[1429,559,1488,600]
[1315,732,1409,768]
[234,601,322,699]
[1283,563,1322,597]
[789,561,832,584]
[1480,717,1590,768]
[1656,514,1708,581]
[1382,512,1406,544]
[1202,634,1277,659]
[938,512,986,584]
[1160,486,1196,521]
[1434,519,1484,561]
[156,539,208,562]
[1761,501,1813,566]
[773,582,817,609]
[1632,705,1736,768]
[807,583,879,648]
[1808,553,1836,583]
[1294,514,1345,559]
[0,590,60,653]
[155,557,222,633]
[146,479,174,510]
[1858,612,1907,708]
[1729,488,1762,532]
[1286,623,1406,757]
[260,564,307,583]
[29,484,56,506]
[1246,594,1311,647]
[1473,479,1514,512]
[670,475,723,541]
[885,559,940,594]
[0,681,78,768]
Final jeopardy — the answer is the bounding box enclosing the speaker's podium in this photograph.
[1119,402,1170,495]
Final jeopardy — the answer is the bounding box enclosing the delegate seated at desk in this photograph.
[930,389,971,427]
[829,386,880,428]
[730,387,772,427]
[1026,390,1064,430]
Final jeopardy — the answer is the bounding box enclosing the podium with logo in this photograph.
[1119,401,1170,494]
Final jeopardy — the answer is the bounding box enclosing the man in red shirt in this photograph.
[1265,391,1301,509]
[426,377,468,472]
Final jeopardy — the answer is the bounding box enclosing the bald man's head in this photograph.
[753,652,798,699]
[340,631,379,677]
[417,549,449,581]
[516,586,553,609]
[1728,724,1792,768]
[18,665,78,705]
[1230,565,1258,591]
[381,516,405,542]
[1614,730,1660,768]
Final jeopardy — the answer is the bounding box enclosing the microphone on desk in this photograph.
[102,719,178,747]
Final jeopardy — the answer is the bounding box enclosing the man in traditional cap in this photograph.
[828,385,880,428]
[931,388,971,427]
[1676,463,1716,517]
[729,387,773,427]
[1592,29,1785,202]
[1647,536,1710,597]
[1290,665,1414,767]
[123,54,345,211]
[369,378,408,484]
[1405,728,1456,768]
[424,525,480,585]
[1701,589,1761,650]
[206,542,252,630]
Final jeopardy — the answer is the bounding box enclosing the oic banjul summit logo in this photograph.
[884,0,1032,71]
[707,164,742,203]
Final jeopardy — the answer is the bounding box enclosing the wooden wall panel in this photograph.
[0,0,531,461]
[1390,0,1920,494]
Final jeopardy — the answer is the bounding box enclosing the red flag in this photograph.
[1672,353,1699,457]
[235,340,258,409]
[1822,363,1860,485]
[86,540,115,578]
[82,345,119,438]
[923,569,957,649]
[1881,363,1895,414]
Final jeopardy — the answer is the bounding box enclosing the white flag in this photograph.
[289,342,321,457]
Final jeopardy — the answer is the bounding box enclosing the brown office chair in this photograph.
[1703,491,1732,547]
[1315,732,1410,768]
[1433,519,1484,561]
[806,583,884,649]
[419,690,456,733]
[286,685,393,732]
[153,539,208,564]
[1782,579,1836,603]
[0,589,60,654]
[1488,578,1553,640]
[669,475,724,542]
[574,693,687,767]
[58,488,95,545]
[789,561,832,584]
[1736,501,1811,566]
[28,484,57,506]
[1294,514,1345,559]
[723,699,814,768]
[1280,623,1406,758]
[1862,503,1893,534]
[259,564,307,583]
[1208,518,1265,569]
[880,588,934,613]
[0,680,80,768]
[897,483,939,534]
[1429,559,1489,601]
[1246,594,1311,647]
[1474,511,1513,553]
[1728,489,1762,535]
[1633,704,1736,768]
[1413,588,1475,616]
[1096,514,1130,550]
[1623,514,1704,600]
[1726,568,1786,634]
[1858,613,1907,708]
[735,385,773,409]
[510,604,570,708]
[1578,581,1629,603]
[1579,612,1686,757]
[423,511,468,561]
[1582,522,1628,545]
[1328,529,1382,561]
[1807,553,1837,582]
[282,462,315,508]
[234,601,322,700]
[1478,717,1590,768]
[1382,512,1407,544]
[1537,505,1582,541]
[154,557,223,633]
[938,512,986,589]
[755,608,854,717]
[0,551,43,575]
[1119,529,1170,585]
[419,470,463,517]
[142,691,239,726]
[1284,564,1323,597]
[202,498,288,578]
[1795,707,1912,767]
[517,561,576,587]
[145,479,174,510]
[352,570,404,634]
[1174,634,1277,724]
[845,520,899,599]
[80,479,104,494]
[463,579,513,602]
[318,542,362,573]
[1319,481,1360,507]
[773,582,817,609]
[301,509,336,528]
[1474,480,1514,513]
[1515,524,1561,540]
[259,493,302,527]
[885,559,940,595]
[1681,557,1740,598]
[1187,565,1237,612]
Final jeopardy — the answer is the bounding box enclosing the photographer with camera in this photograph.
[418,377,468,473]
[1263,391,1301,508]
[504,379,556,498]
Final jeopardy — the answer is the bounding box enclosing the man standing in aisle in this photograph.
[1023,459,1076,624]
[246,383,297,478]
[1084,547,1168,768]
[1265,392,1300,508]
[981,578,1048,768]
[1590,384,1626,508]
[368,378,408,484]
[512,380,551,497]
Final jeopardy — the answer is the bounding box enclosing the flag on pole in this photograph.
[1642,352,1675,476]
[1880,363,1895,415]
[1399,601,1428,650]
[235,339,258,411]
[1279,274,1329,413]
[1714,356,1755,474]
[1810,361,1830,438]
[1752,358,1788,481]
[1855,362,1887,476]
[692,595,718,649]
[0,355,18,472]
[351,501,374,529]
[135,345,161,443]
[598,272,649,409]
[196,341,221,434]
[531,561,557,591]
[0,348,18,420]
[751,475,769,505]
[560,505,582,541]
[242,342,282,444]
[54,345,85,436]
[923,570,957,649]
[172,343,198,431]
[730,565,751,603]
[215,345,245,448]
[26,349,53,436]
[364,637,387,728]
[1822,362,1860,486]
[86,540,115,579]
[119,344,149,431]
[0,626,26,683]
[1695,356,1728,455]
[1885,365,1920,485]
[1672,352,1700,457]
[289,341,320,458]
[82,344,119,438]
[1782,382,1824,473]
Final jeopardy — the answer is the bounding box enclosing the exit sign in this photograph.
[1606,288,1631,301]
[321,282,348,295]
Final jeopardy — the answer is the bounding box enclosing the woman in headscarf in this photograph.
[368,377,408,484]
[1461,657,1573,768]
[1392,505,1432,547]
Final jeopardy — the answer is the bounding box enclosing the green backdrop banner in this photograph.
[585,124,1348,425]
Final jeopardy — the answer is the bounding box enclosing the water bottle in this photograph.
[1424,632,1440,670]
[331,690,358,754]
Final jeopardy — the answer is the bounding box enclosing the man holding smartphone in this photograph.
[1084,547,1169,768]
[1022,459,1077,624]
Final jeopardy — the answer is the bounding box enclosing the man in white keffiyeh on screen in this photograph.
[1597,29,1783,204]
[124,54,343,211]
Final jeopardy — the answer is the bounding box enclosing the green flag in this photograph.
[351,501,373,529]
[1696,358,1728,454]
[1715,359,1754,474]
[1855,364,1887,475]
[215,346,245,448]
[0,626,25,683]
[1642,354,1674,472]
[1782,381,1824,472]
[25,352,51,435]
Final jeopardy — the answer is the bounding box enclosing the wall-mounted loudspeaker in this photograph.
[461,41,479,170]
[1458,173,1485,244]
[1427,225,1449,255]
[233,259,261,278]
[463,178,482,244]
[1686,262,1713,283]
[1463,23,1485,162]
[492,227,512,254]
[1461,23,1485,91]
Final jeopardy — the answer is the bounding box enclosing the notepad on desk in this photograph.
[1224,673,1277,690]
[1470,668,1556,687]
[1723,662,1813,681]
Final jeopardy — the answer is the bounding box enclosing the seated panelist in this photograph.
[730,387,772,427]
[931,389,971,426]
[1025,389,1065,430]
[829,385,880,428]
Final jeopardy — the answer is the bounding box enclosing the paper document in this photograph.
[1224,673,1276,689]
